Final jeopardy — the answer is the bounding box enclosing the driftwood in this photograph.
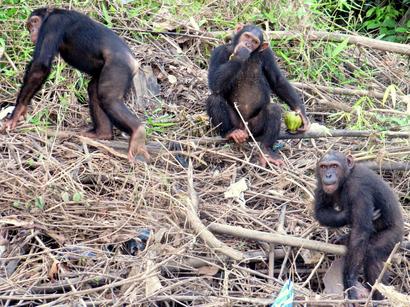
[209,223,410,256]
[43,130,409,171]
[208,223,347,256]
[195,129,410,144]
[165,249,287,272]
[173,163,245,261]
[292,82,409,103]
[268,30,410,56]
[360,161,410,171]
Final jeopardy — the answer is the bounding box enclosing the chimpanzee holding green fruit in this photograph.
[206,24,310,166]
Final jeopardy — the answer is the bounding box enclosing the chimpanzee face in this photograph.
[318,161,343,194]
[317,151,354,194]
[26,15,42,44]
[238,31,261,52]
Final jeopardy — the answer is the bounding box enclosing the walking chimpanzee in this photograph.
[314,151,403,301]
[206,24,310,166]
[1,7,149,162]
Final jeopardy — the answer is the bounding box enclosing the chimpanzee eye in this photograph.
[331,164,338,168]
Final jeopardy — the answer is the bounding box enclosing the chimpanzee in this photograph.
[206,24,310,166]
[0,7,149,162]
[314,151,403,301]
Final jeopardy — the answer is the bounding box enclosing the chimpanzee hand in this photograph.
[297,112,310,132]
[232,42,251,61]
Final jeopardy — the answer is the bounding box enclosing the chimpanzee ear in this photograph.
[259,42,270,52]
[235,23,244,32]
[346,154,355,169]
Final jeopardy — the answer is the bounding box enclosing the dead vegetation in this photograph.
[0,2,409,306]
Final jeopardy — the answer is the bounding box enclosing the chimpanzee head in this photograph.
[26,7,53,44]
[316,150,355,194]
[232,24,269,54]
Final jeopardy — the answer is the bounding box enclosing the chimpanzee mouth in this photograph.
[323,184,337,194]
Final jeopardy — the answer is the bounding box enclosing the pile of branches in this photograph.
[0,2,409,306]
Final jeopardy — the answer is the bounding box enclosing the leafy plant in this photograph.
[145,109,176,135]
[362,4,410,43]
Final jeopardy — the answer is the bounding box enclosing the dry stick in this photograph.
[360,161,410,171]
[208,223,346,256]
[301,253,325,288]
[165,248,287,272]
[292,81,409,102]
[33,234,87,307]
[178,162,245,261]
[43,130,410,170]
[196,129,410,144]
[269,205,287,283]
[142,295,384,305]
[364,242,401,307]
[231,264,312,296]
[293,299,389,306]
[233,103,275,170]
[231,103,315,199]
[0,255,177,301]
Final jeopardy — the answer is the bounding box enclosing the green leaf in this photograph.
[101,3,112,28]
[331,38,349,58]
[365,21,380,30]
[381,29,397,36]
[73,192,82,202]
[35,196,45,209]
[395,27,408,33]
[365,7,375,18]
[383,35,399,42]
[382,84,397,107]
[12,200,21,208]
[382,18,396,28]
[61,191,70,202]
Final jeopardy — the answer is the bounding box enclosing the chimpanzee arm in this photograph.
[261,48,306,115]
[14,18,62,109]
[208,45,243,95]
[314,190,349,227]
[343,196,374,298]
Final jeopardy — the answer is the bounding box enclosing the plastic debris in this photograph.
[271,279,294,307]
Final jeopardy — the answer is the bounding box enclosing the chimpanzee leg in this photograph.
[248,103,282,166]
[364,229,400,300]
[81,77,113,139]
[97,61,149,161]
[206,94,248,143]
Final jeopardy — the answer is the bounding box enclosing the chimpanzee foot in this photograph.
[0,105,27,132]
[226,129,248,143]
[258,146,284,167]
[128,125,150,163]
[355,282,370,299]
[80,128,113,140]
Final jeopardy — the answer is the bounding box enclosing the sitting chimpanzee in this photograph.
[206,24,310,166]
[314,151,403,301]
[0,8,149,162]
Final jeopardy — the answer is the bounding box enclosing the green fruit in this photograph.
[284,111,302,133]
